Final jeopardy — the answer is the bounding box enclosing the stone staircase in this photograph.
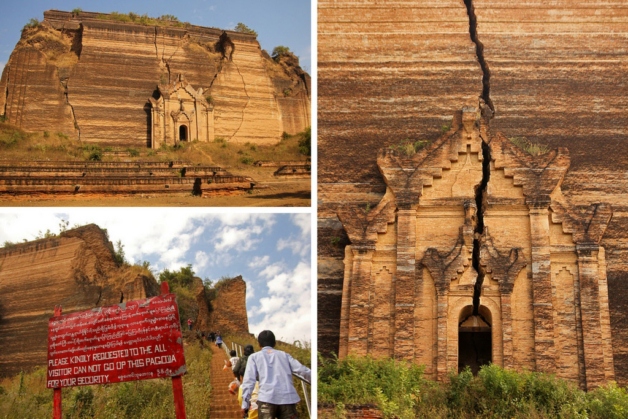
[209,343,242,419]
[273,164,311,179]
[0,161,254,196]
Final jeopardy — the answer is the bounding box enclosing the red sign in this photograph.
[46,293,186,389]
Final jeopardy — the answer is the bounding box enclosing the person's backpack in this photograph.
[236,355,249,378]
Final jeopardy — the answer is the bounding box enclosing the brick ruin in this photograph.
[193,275,250,336]
[0,225,160,376]
[0,10,311,146]
[334,104,613,390]
[318,0,628,388]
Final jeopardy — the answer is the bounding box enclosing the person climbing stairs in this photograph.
[209,342,242,419]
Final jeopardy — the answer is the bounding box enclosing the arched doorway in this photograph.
[179,125,188,141]
[458,305,492,374]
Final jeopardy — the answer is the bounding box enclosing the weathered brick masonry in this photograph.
[318,0,628,388]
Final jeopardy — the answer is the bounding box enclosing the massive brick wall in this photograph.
[0,224,160,376]
[318,0,483,358]
[207,276,249,335]
[0,10,310,147]
[318,0,628,385]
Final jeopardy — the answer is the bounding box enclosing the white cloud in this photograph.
[249,261,311,343]
[195,251,209,270]
[291,214,310,238]
[248,255,270,269]
[259,262,284,279]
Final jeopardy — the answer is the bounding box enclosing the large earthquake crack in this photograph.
[464,0,494,112]
[2,68,9,117]
[229,60,251,140]
[472,140,491,315]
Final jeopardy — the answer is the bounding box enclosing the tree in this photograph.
[113,240,126,265]
[59,219,69,234]
[159,264,195,289]
[234,22,257,36]
[272,46,291,57]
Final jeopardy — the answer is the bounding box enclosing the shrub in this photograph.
[126,148,140,157]
[43,131,49,138]
[234,22,257,36]
[282,131,291,141]
[509,136,551,156]
[283,89,292,97]
[389,139,429,156]
[22,18,39,32]
[272,45,291,57]
[441,122,452,134]
[71,8,82,15]
[214,137,226,144]
[0,115,7,123]
[57,132,69,140]
[160,14,179,22]
[298,127,311,156]
[205,95,214,104]
[88,148,102,161]
[331,237,340,246]
[240,156,254,165]
[249,144,257,151]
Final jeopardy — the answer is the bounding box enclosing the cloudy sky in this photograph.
[0,209,312,343]
[0,0,311,73]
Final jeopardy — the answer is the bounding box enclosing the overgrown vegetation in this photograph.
[319,355,628,419]
[0,344,212,418]
[22,18,40,33]
[233,22,257,36]
[389,138,430,157]
[298,127,311,156]
[272,46,291,57]
[96,12,190,28]
[509,136,551,156]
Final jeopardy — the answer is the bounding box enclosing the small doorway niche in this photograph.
[458,305,492,375]
[179,125,188,141]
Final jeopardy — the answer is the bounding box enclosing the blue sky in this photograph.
[0,0,311,73]
[0,210,311,343]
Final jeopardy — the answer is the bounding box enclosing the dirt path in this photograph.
[0,180,311,207]
[209,343,242,419]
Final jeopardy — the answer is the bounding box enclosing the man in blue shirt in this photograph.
[240,330,311,419]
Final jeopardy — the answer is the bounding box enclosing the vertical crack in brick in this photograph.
[228,60,251,141]
[472,139,492,314]
[464,0,494,113]
[2,68,9,117]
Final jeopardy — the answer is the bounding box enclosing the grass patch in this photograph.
[319,356,628,419]
[0,344,212,418]
[509,137,551,156]
[96,11,190,28]
[389,139,430,157]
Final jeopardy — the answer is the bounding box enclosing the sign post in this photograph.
[48,282,186,418]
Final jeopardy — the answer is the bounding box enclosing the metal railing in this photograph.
[223,340,311,418]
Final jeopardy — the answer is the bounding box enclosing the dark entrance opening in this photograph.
[179,125,188,141]
[458,306,492,375]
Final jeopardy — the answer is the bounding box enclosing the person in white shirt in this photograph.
[240,330,311,419]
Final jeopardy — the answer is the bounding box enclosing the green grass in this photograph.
[0,344,212,419]
[319,355,628,419]
[388,139,430,157]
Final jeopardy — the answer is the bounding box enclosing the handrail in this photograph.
[226,340,311,418]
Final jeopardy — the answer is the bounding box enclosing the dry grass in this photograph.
[0,122,310,175]
[263,58,292,80]
[0,343,212,419]
[509,137,551,156]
